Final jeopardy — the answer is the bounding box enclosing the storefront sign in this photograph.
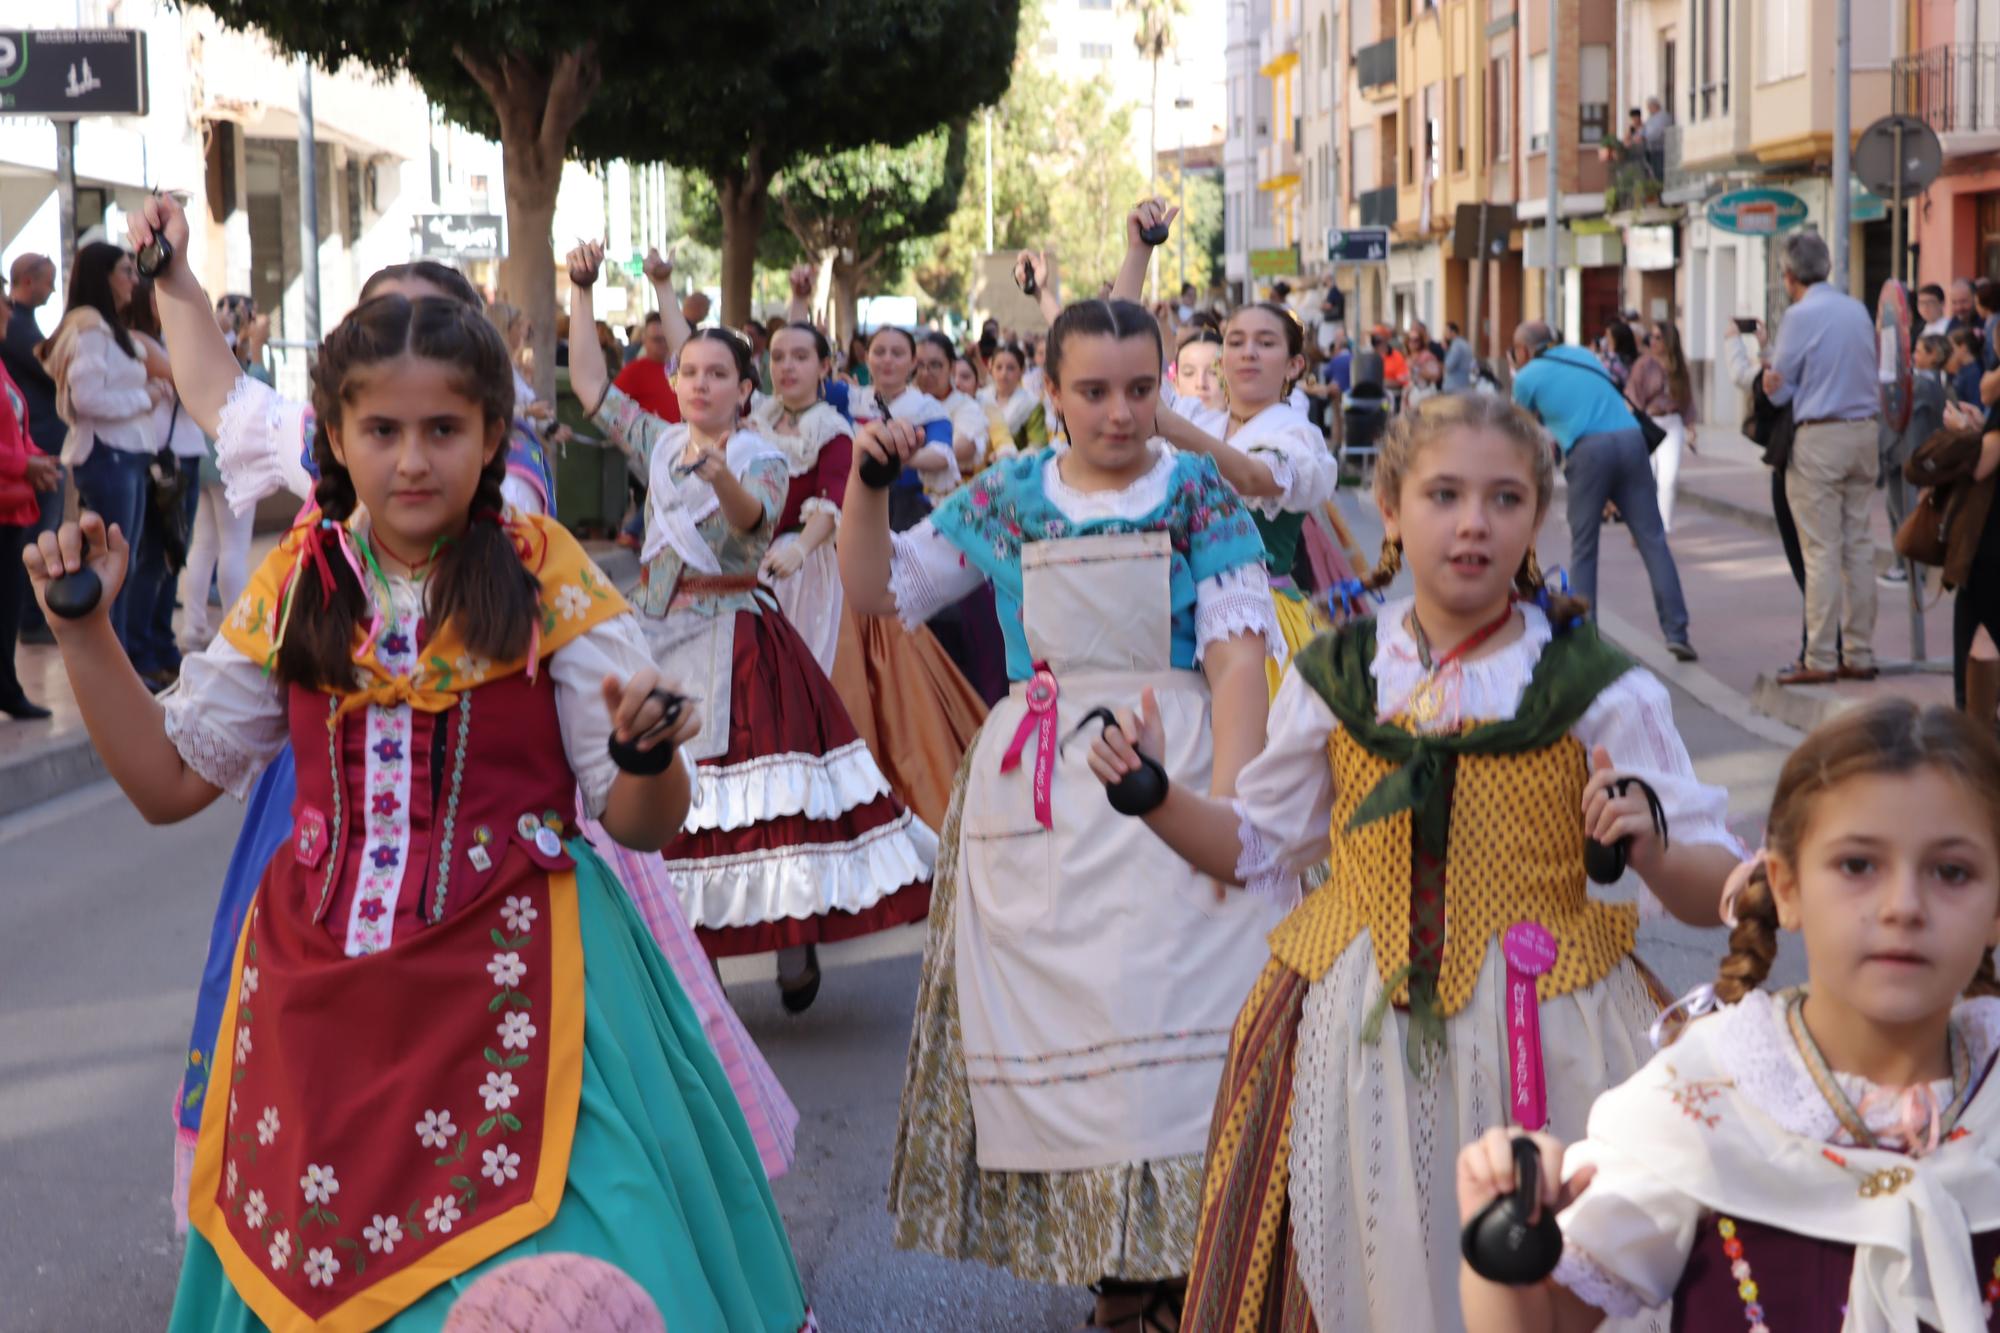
[1329,228,1391,264]
[413,212,505,260]
[1706,187,1808,236]
[1251,245,1301,277]
[1626,224,1676,271]
[0,29,148,117]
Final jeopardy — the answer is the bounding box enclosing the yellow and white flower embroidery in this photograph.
[553,584,592,621]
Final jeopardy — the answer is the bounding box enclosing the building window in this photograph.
[1661,34,1677,121]
[1526,52,1550,154]
[1080,0,1112,7]
[1980,194,2000,280]
[1423,82,1443,183]
[1081,41,1114,59]
[1489,54,1511,162]
[1759,0,1804,83]
[1405,95,1417,183]
[1255,190,1273,229]
[1579,45,1610,145]
[1452,73,1467,173]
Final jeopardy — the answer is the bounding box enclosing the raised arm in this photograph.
[785,262,817,326]
[23,515,223,823]
[643,247,694,364]
[1109,198,1179,305]
[837,419,925,616]
[1015,251,1063,326]
[126,193,244,437]
[565,242,611,416]
[1155,399,1284,499]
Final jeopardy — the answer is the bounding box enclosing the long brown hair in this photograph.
[1653,320,1693,415]
[276,295,538,690]
[1713,699,2000,1004]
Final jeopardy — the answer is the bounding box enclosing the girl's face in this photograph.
[992,352,1024,396]
[951,359,979,398]
[1177,341,1224,412]
[769,328,825,404]
[675,338,752,431]
[1381,425,1540,621]
[109,254,137,311]
[327,354,504,553]
[868,333,913,396]
[1048,332,1160,477]
[1769,768,2000,1032]
[913,341,953,400]
[1222,308,1302,411]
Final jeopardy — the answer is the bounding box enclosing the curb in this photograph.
[0,541,646,821]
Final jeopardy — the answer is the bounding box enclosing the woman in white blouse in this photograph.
[47,242,156,651]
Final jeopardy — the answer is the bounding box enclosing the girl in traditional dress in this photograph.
[29,294,810,1331]
[849,325,959,531]
[122,197,798,1215]
[1085,393,1742,1333]
[1459,698,2000,1333]
[1111,201,1340,695]
[565,243,934,1014]
[977,341,1050,456]
[848,298,1284,1332]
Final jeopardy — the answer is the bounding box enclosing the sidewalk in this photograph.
[0,541,640,819]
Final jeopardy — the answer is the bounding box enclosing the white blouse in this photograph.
[1222,400,1339,519]
[135,333,207,459]
[1231,597,1738,907]
[160,565,656,821]
[942,388,991,453]
[214,375,314,515]
[885,446,1285,664]
[851,384,961,498]
[58,321,157,463]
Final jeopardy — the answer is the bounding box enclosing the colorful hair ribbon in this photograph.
[1325,577,1384,624]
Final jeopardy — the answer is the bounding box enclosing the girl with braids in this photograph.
[848,297,1282,1332]
[567,243,934,1015]
[26,294,811,1331]
[1111,199,1340,696]
[1459,698,2000,1333]
[1086,393,1740,1332]
[123,198,800,1229]
[747,319,985,831]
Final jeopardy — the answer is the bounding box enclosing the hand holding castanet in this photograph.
[24,513,127,622]
[855,417,922,490]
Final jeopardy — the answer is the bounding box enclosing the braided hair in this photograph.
[277,295,537,689]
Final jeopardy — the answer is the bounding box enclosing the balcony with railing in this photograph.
[1355,38,1396,96]
[1357,185,1397,228]
[1895,44,2000,153]
[1260,138,1301,189]
[1259,6,1302,77]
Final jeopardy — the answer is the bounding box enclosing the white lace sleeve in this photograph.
[800,496,841,527]
[918,442,963,500]
[1195,565,1284,664]
[1243,417,1338,518]
[159,637,290,801]
[551,611,661,819]
[1231,669,1338,906]
[215,374,316,516]
[888,522,986,629]
[500,474,546,517]
[1553,1141,1705,1315]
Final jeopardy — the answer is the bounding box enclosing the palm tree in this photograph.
[1125,0,1186,300]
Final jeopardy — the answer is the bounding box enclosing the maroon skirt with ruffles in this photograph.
[665,605,934,957]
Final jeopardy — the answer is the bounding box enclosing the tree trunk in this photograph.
[831,254,863,352]
[717,152,772,329]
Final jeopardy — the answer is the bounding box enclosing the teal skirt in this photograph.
[168,841,809,1332]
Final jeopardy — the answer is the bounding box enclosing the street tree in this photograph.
[1124,0,1187,301]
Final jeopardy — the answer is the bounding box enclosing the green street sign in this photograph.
[622,254,645,278]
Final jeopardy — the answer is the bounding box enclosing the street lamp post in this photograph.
[1175,92,1195,292]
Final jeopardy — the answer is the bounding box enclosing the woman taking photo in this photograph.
[1627,319,1698,531]
[124,276,206,690]
[47,241,156,652]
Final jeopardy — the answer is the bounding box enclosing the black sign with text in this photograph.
[0,30,148,118]
[413,213,506,261]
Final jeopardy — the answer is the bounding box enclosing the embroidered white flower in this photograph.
[497,1011,537,1051]
[480,1143,522,1187]
[268,1228,292,1272]
[300,1163,340,1206]
[364,1214,404,1254]
[234,1024,253,1064]
[415,1108,457,1150]
[486,951,526,988]
[257,1106,281,1146]
[452,653,491,682]
[239,966,259,1005]
[243,1188,268,1230]
[500,895,538,934]
[229,1091,239,1124]
[225,1160,239,1199]
[479,1070,519,1111]
[424,1193,462,1234]
[554,584,592,621]
[304,1246,338,1288]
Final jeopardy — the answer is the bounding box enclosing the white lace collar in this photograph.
[1224,399,1306,445]
[1707,989,2000,1149]
[1039,446,1175,523]
[1370,595,1555,724]
[748,397,848,476]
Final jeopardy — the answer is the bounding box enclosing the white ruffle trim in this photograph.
[162,691,264,802]
[215,374,310,516]
[750,398,850,476]
[685,739,894,833]
[799,496,841,527]
[1197,565,1285,664]
[1232,797,1302,907]
[888,527,968,631]
[668,811,939,930]
[1553,1244,1649,1318]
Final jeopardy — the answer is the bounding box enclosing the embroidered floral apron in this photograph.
[954,531,1283,1172]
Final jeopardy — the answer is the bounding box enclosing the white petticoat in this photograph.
[1289,932,1668,1333]
[766,532,843,676]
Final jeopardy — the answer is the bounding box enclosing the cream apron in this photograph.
[955,531,1284,1173]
